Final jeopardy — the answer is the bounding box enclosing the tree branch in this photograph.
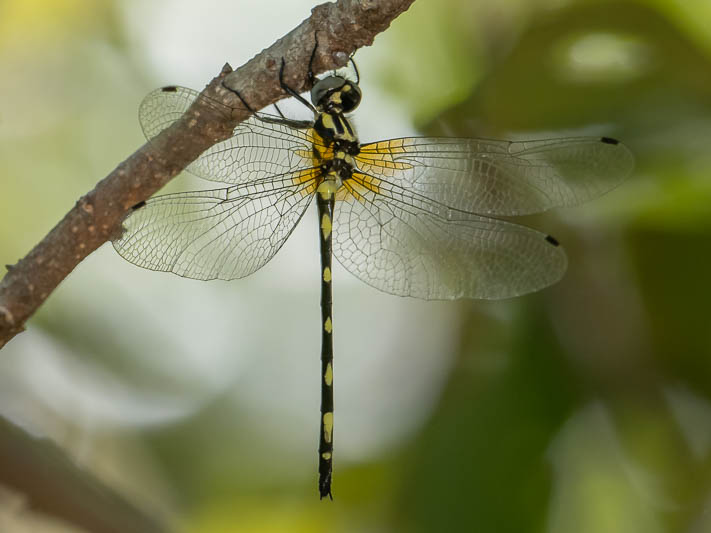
[0,0,415,349]
[0,417,170,533]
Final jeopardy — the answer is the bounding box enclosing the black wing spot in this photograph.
[545,234,560,246]
[600,136,619,145]
[161,86,178,93]
[132,200,147,210]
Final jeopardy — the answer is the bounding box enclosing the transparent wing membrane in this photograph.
[357,136,633,216]
[124,85,632,297]
[113,171,318,280]
[139,86,322,185]
[120,76,632,500]
[333,172,567,300]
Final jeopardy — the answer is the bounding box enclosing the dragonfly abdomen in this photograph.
[311,109,360,500]
[316,176,337,499]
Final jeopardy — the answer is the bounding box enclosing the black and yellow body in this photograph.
[309,76,362,499]
[316,177,336,500]
[116,51,633,500]
[216,61,366,498]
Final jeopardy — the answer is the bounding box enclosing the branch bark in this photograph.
[0,417,170,533]
[0,0,415,349]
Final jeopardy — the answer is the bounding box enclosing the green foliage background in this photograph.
[1,0,711,532]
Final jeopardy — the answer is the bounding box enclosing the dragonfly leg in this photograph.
[279,57,316,113]
[223,32,320,125]
[220,81,313,129]
[349,56,360,84]
[276,31,320,113]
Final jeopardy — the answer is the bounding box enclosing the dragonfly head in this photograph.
[311,76,362,113]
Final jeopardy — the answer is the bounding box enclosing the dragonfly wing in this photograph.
[139,86,320,185]
[356,136,633,216]
[332,172,567,300]
[113,170,318,280]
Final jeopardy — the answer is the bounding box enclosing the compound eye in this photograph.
[339,82,362,112]
[311,76,345,107]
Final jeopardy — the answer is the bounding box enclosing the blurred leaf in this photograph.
[628,228,711,392]
[395,302,578,533]
[426,1,711,135]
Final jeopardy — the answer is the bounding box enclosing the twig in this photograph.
[0,417,170,533]
[0,0,416,349]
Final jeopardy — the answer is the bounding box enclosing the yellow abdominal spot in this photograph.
[324,317,332,334]
[322,452,332,460]
[321,213,332,240]
[323,267,332,282]
[318,179,338,199]
[323,412,334,443]
[324,362,333,386]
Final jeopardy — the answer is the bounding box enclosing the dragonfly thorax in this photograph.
[321,152,355,182]
[313,110,360,150]
[313,117,359,187]
[311,76,362,149]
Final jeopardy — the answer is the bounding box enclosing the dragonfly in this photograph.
[113,51,634,499]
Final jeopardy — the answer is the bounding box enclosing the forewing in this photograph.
[332,172,567,300]
[139,86,322,185]
[356,136,633,216]
[113,170,319,280]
